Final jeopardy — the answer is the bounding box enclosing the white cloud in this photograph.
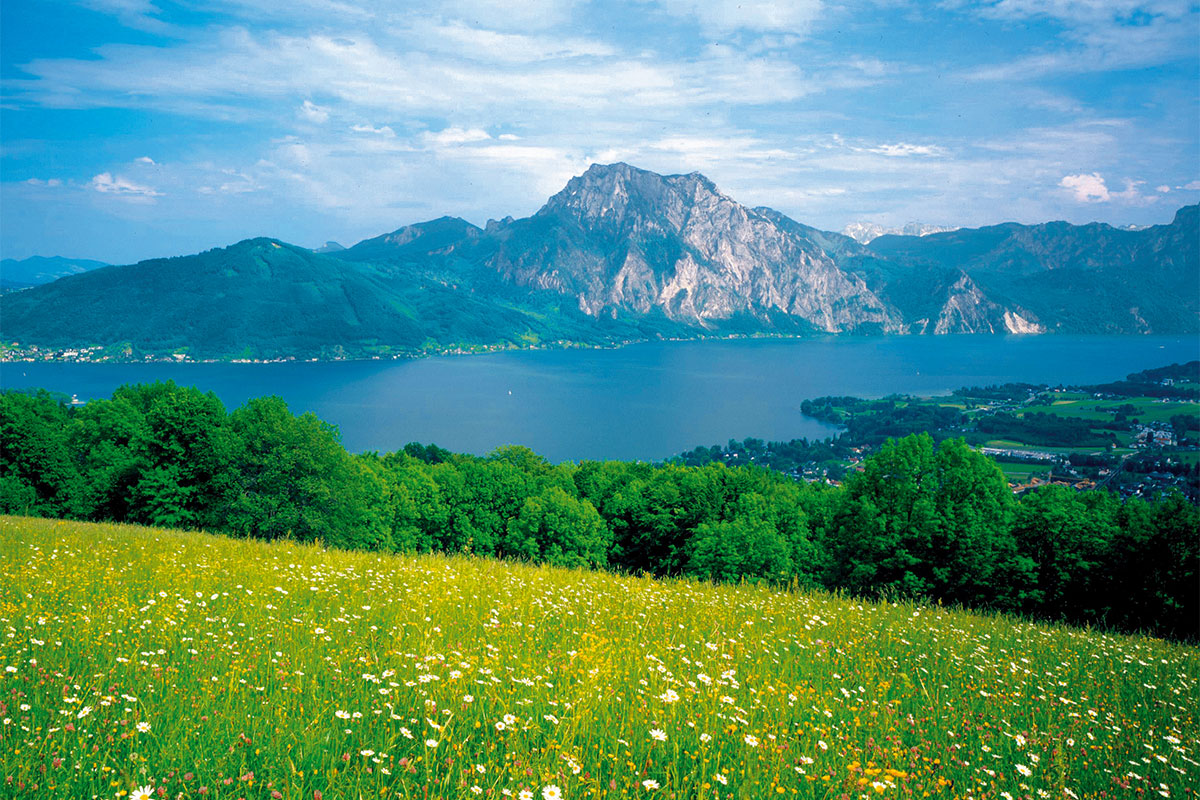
[641,134,794,169]
[411,20,616,62]
[351,123,396,136]
[650,0,823,36]
[135,155,156,164]
[424,127,491,146]
[299,100,330,123]
[447,143,592,197]
[213,168,260,195]
[1156,184,1171,193]
[966,1,1198,81]
[90,172,161,197]
[1110,178,1145,201]
[1182,180,1200,190]
[978,0,1191,26]
[11,28,820,120]
[435,0,578,31]
[77,0,178,35]
[1058,173,1149,203]
[1060,172,1110,202]
[24,178,64,187]
[868,143,945,158]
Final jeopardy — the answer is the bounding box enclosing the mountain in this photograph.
[865,205,1199,334]
[1,255,108,291]
[475,163,897,333]
[842,221,958,245]
[313,241,346,253]
[348,163,1171,338]
[0,238,668,360]
[2,164,1196,361]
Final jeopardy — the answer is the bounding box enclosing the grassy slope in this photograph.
[1,516,1197,799]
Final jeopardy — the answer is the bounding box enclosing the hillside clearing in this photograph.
[1,516,1197,799]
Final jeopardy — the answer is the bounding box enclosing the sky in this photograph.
[1,0,1197,264]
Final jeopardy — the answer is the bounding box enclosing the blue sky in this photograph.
[2,0,1197,264]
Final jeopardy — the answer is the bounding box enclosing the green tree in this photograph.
[225,396,390,549]
[0,391,85,517]
[828,434,940,597]
[503,485,611,568]
[67,395,149,521]
[116,382,235,529]
[1098,492,1199,639]
[828,434,1028,606]
[688,493,793,583]
[1012,486,1119,620]
[373,453,447,553]
[929,438,1029,608]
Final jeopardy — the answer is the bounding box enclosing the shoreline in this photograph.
[5,329,1185,366]
[0,331,864,365]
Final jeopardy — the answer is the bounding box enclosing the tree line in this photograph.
[2,382,1196,640]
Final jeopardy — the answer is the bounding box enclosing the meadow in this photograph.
[2,517,1198,800]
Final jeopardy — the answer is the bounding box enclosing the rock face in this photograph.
[484,163,899,333]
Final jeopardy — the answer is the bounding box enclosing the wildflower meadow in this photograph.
[1,515,1197,799]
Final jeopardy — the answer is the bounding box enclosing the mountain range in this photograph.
[841,221,958,244]
[2,163,1196,360]
[0,255,108,292]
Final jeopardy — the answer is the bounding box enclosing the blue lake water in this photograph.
[2,336,1197,462]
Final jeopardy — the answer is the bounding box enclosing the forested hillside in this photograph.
[2,382,1195,639]
[0,238,677,360]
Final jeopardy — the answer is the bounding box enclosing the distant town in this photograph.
[675,362,1200,501]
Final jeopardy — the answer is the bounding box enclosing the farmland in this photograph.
[679,362,1200,499]
[2,516,1198,799]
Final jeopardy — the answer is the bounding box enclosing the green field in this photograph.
[990,460,1053,482]
[1016,393,1199,425]
[1,517,1197,799]
[982,442,1120,459]
[1175,451,1200,467]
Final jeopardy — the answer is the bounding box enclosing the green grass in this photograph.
[983,441,1111,457]
[1018,395,1198,425]
[1,516,1198,799]
[990,460,1051,482]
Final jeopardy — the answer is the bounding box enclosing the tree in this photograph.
[606,468,688,573]
[828,434,1028,606]
[225,396,390,549]
[827,434,940,597]
[1098,492,1199,639]
[503,486,611,568]
[0,391,84,517]
[1011,486,1119,620]
[374,453,446,553]
[67,395,149,521]
[688,493,792,583]
[119,383,235,529]
[929,438,1029,608]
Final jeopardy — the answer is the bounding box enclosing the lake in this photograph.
[2,335,1197,462]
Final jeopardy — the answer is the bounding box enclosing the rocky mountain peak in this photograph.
[538,162,729,233]
[842,220,960,245]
